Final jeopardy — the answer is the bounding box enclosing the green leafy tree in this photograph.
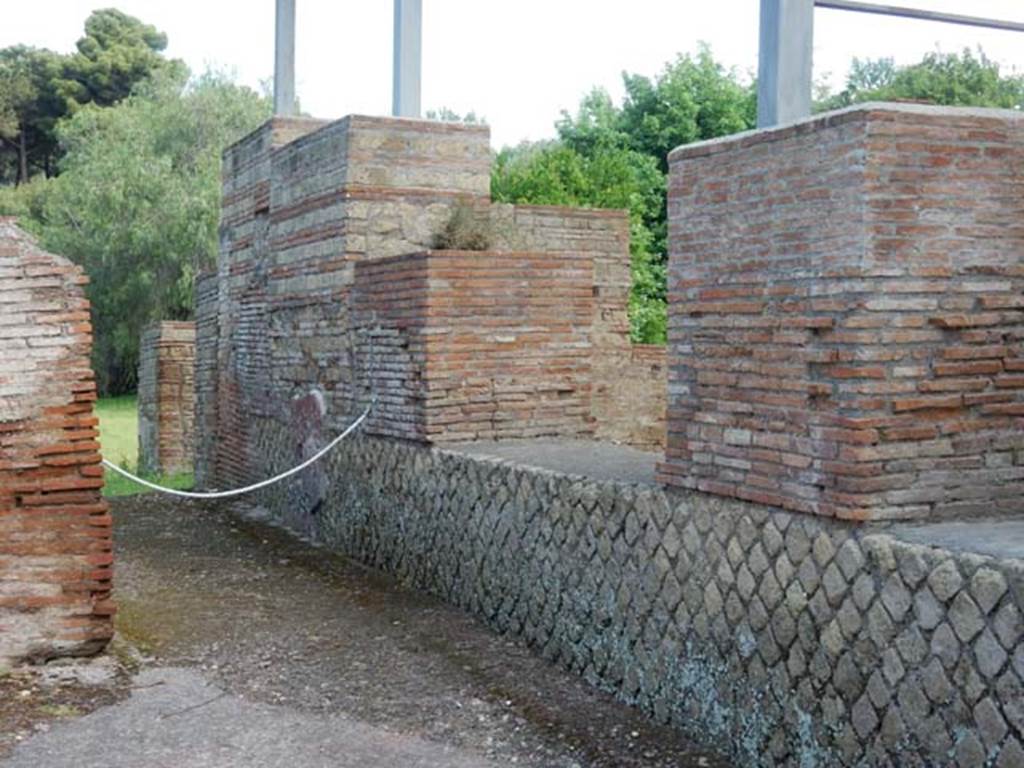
[59,8,175,108]
[0,47,65,182]
[0,9,175,185]
[820,49,1024,111]
[38,69,270,393]
[618,46,755,171]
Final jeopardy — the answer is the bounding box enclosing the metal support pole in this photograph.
[757,0,815,128]
[274,0,296,116]
[815,1,1024,34]
[392,0,422,118]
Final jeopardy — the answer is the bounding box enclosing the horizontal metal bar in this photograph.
[815,0,1024,33]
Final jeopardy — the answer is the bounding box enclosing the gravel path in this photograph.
[3,496,726,768]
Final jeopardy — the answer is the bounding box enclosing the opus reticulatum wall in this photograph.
[239,434,1024,767]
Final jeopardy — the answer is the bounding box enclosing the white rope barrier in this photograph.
[101,404,372,500]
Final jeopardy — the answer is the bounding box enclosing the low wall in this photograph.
[493,203,666,449]
[137,321,195,475]
[0,220,113,663]
[244,434,1024,767]
[594,343,667,450]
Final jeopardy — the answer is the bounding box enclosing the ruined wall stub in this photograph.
[0,219,114,663]
[138,321,196,475]
[352,250,596,442]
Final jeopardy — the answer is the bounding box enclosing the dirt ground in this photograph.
[0,655,131,757]
[1,496,728,767]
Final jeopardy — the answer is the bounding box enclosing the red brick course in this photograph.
[659,104,1024,521]
[0,219,113,662]
[354,251,595,442]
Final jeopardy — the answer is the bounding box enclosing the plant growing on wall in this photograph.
[433,198,492,251]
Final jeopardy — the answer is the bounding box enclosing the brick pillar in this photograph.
[659,104,1024,522]
[137,321,196,475]
[0,220,113,663]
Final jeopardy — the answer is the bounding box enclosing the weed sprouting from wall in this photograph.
[432,198,492,251]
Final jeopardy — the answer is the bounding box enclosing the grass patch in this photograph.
[96,394,194,497]
[102,468,194,498]
[95,395,138,468]
[36,704,81,718]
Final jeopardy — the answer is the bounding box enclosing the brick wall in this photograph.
[198,115,665,491]
[137,321,196,475]
[493,204,666,449]
[0,220,113,663]
[193,272,219,489]
[660,104,1024,522]
[603,344,667,449]
[353,250,595,442]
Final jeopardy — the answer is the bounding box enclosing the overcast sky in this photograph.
[4,1,1023,147]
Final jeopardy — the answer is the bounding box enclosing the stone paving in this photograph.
[3,668,504,768]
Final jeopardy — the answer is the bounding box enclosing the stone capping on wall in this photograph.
[667,101,1024,163]
[662,101,1024,522]
[0,219,114,663]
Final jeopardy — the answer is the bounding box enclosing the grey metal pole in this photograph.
[392,0,422,117]
[815,1,1024,34]
[757,0,815,128]
[274,0,296,116]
